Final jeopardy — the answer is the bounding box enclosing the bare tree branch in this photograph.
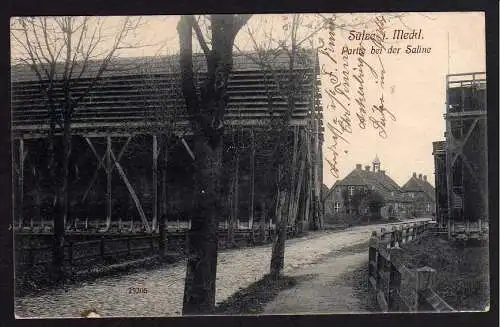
[193,16,211,58]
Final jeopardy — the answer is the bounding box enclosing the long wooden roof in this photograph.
[11,50,323,138]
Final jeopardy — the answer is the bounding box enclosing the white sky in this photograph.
[11,12,486,188]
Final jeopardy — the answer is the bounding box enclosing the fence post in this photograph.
[396,225,402,247]
[368,231,379,290]
[390,226,397,247]
[415,266,437,311]
[388,247,402,311]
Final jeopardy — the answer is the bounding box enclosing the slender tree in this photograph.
[235,14,326,278]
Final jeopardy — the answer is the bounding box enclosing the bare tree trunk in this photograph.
[270,187,288,278]
[182,136,222,314]
[62,119,72,229]
[178,14,251,315]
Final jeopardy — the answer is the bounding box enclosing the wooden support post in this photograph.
[159,141,168,256]
[152,134,158,233]
[390,226,397,247]
[18,138,25,228]
[249,129,255,230]
[105,136,112,231]
[388,247,402,310]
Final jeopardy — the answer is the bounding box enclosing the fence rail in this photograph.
[14,219,278,234]
[368,221,455,312]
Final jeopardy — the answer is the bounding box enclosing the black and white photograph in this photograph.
[9,12,489,318]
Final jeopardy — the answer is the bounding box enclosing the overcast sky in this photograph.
[11,12,486,188]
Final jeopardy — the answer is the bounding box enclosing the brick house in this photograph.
[324,156,411,221]
[401,173,436,218]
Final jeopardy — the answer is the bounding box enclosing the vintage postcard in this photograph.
[10,12,489,318]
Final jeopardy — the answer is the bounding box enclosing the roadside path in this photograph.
[15,218,430,317]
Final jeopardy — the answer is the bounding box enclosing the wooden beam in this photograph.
[450,118,479,169]
[105,136,112,231]
[161,141,168,220]
[109,148,151,233]
[293,144,306,222]
[152,134,158,232]
[18,138,25,228]
[85,137,108,173]
[462,118,479,148]
[82,136,132,203]
[462,154,489,210]
[181,137,195,160]
[249,129,255,229]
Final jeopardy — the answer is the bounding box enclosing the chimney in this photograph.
[418,174,422,180]
[356,164,362,170]
[412,172,417,178]
[381,170,386,175]
[424,175,427,182]
[365,165,370,171]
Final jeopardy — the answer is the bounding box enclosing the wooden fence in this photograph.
[16,223,298,269]
[368,221,455,312]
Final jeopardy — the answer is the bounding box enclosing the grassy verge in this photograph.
[15,253,182,297]
[214,274,313,314]
[398,233,489,311]
[334,261,379,312]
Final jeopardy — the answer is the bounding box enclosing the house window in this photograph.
[371,185,376,190]
[426,203,431,212]
[348,186,355,196]
[334,202,340,213]
[391,191,394,197]
[408,192,414,199]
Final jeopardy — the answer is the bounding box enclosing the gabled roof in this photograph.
[334,166,404,201]
[402,176,436,201]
